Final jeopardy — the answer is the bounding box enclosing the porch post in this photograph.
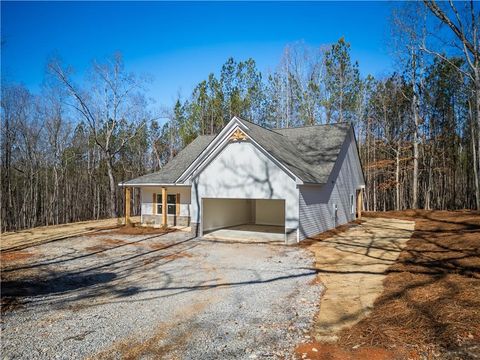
[357,189,363,218]
[125,187,131,225]
[162,187,167,226]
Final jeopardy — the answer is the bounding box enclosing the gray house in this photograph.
[120,117,365,243]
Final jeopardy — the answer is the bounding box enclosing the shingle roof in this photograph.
[121,135,215,185]
[121,119,351,186]
[273,122,351,183]
[238,120,323,183]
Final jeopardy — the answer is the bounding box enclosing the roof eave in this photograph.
[118,182,189,187]
[298,181,326,187]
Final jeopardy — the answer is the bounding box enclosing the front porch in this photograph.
[123,185,192,228]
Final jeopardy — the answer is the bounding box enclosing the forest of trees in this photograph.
[1,1,479,232]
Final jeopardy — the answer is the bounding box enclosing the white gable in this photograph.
[191,140,299,230]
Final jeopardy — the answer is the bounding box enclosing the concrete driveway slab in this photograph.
[203,224,285,243]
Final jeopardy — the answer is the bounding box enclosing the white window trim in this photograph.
[156,194,177,215]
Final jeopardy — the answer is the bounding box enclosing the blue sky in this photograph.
[2,1,394,107]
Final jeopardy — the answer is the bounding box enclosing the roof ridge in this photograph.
[273,121,351,130]
[236,116,351,131]
[123,117,351,186]
[235,117,287,138]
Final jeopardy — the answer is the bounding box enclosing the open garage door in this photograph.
[202,198,286,242]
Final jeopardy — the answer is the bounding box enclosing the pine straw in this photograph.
[336,210,480,358]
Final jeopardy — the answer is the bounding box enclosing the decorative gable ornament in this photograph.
[229,128,247,142]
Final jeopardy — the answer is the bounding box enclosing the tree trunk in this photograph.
[425,154,433,210]
[106,154,117,218]
[395,147,400,211]
[476,72,480,210]
[470,95,480,210]
[411,52,420,209]
[373,138,377,212]
[3,113,14,231]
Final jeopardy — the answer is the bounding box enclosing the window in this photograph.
[167,194,177,215]
[156,193,177,215]
[350,194,354,214]
[156,194,162,214]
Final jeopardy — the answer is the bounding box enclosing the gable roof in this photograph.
[273,122,352,184]
[236,120,320,182]
[120,118,352,186]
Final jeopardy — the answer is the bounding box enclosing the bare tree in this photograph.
[391,2,428,209]
[282,42,325,125]
[48,53,149,217]
[1,85,27,230]
[421,0,480,209]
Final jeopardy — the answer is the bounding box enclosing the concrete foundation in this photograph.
[142,215,190,227]
[191,222,200,237]
[285,228,298,245]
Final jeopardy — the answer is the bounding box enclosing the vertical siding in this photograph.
[299,130,364,240]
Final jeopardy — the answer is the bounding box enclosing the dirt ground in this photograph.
[297,210,480,360]
[3,211,479,359]
[1,217,140,252]
[303,217,415,342]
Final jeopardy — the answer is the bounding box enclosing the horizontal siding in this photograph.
[141,186,191,217]
[299,130,364,240]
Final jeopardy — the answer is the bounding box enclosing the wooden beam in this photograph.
[357,189,363,218]
[125,187,131,225]
[162,187,167,227]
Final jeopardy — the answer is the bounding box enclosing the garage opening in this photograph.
[202,198,286,242]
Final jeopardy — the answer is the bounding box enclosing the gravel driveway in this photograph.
[1,229,322,359]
